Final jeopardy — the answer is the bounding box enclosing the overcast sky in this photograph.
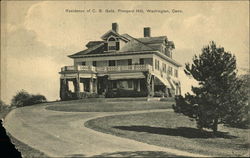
[1,1,249,104]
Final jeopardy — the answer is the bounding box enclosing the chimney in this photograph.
[144,27,151,37]
[112,23,118,33]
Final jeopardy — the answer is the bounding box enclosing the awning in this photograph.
[167,78,175,89]
[79,74,97,78]
[108,73,145,80]
[60,74,77,79]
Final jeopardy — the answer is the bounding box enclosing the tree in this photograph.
[0,100,7,112]
[11,90,47,107]
[173,41,248,134]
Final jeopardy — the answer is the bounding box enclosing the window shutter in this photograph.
[116,42,120,50]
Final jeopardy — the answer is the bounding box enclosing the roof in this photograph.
[86,41,103,48]
[69,31,176,63]
[119,34,154,52]
[137,36,167,44]
[69,43,105,58]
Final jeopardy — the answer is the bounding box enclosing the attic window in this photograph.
[107,36,119,51]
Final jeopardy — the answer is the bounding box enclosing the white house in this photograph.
[59,23,181,100]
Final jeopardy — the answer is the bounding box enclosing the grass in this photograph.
[46,98,174,112]
[7,133,48,158]
[85,111,250,157]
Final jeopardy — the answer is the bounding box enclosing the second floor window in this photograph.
[174,69,178,77]
[128,59,132,65]
[92,61,97,66]
[139,58,144,65]
[81,62,86,66]
[168,66,173,76]
[162,63,166,73]
[155,59,160,70]
[109,60,116,66]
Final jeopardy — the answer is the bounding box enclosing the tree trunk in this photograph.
[212,118,218,135]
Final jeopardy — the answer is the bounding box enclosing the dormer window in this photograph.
[107,36,119,51]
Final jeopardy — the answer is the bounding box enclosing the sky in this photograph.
[1,1,249,104]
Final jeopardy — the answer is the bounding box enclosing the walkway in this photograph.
[3,104,209,157]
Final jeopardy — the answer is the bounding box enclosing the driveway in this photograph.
[3,103,208,157]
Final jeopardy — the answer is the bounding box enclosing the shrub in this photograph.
[11,90,47,107]
[79,92,99,99]
[154,91,165,97]
[105,89,147,98]
[0,100,7,112]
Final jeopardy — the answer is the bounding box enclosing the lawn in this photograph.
[46,98,174,112]
[85,111,250,157]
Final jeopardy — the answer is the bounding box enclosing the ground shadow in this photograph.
[91,151,186,157]
[0,120,21,157]
[67,154,85,158]
[113,126,237,139]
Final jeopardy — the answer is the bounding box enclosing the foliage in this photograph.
[11,90,47,107]
[106,89,147,98]
[172,41,248,133]
[223,74,250,128]
[79,92,99,99]
[0,100,7,112]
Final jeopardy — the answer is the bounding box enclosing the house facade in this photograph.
[59,23,181,100]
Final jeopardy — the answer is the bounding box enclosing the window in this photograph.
[128,59,132,65]
[168,66,173,76]
[162,63,166,73]
[92,61,97,66]
[174,69,178,77]
[139,58,144,65]
[109,60,116,66]
[112,81,117,89]
[155,59,157,69]
[155,59,160,70]
[128,80,133,88]
[155,60,160,70]
[81,62,86,66]
[108,37,119,51]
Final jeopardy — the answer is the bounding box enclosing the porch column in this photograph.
[137,79,140,91]
[151,76,154,96]
[89,78,93,93]
[164,86,169,97]
[60,78,69,100]
[73,77,80,98]
[93,79,97,93]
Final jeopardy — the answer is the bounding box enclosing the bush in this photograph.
[79,92,99,99]
[154,91,168,97]
[11,90,47,107]
[0,100,7,112]
[106,89,147,98]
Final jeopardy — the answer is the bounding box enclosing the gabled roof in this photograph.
[68,43,105,58]
[119,34,154,52]
[101,30,129,42]
[101,30,120,40]
[69,33,174,59]
[86,41,103,48]
[137,36,167,44]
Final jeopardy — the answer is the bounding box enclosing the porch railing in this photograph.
[61,64,153,73]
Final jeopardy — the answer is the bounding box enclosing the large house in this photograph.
[59,23,181,100]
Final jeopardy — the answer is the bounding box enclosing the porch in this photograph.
[59,64,180,100]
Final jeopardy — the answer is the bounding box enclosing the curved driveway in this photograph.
[3,104,208,157]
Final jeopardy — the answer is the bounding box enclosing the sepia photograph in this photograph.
[0,0,249,157]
